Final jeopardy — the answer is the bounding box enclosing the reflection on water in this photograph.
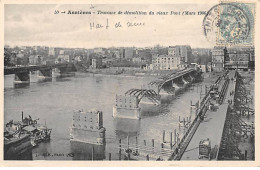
[5,149,33,160]
[15,149,33,160]
[14,83,30,88]
[70,141,105,160]
[37,77,52,83]
[114,118,141,139]
[56,72,76,79]
[55,77,71,82]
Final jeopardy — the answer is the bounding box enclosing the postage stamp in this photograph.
[203,2,255,46]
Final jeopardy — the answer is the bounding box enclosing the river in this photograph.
[4,71,219,160]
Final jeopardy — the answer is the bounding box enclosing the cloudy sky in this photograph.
[5,3,217,48]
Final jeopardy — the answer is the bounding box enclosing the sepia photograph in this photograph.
[1,0,259,166]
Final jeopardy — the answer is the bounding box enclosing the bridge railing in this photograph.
[171,71,230,160]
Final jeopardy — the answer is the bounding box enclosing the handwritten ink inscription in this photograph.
[89,18,145,30]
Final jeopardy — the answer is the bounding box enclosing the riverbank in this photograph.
[81,67,180,78]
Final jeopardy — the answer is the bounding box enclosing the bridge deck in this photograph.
[4,63,75,75]
[181,71,236,160]
[148,68,196,87]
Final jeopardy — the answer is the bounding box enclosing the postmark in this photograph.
[203,2,255,46]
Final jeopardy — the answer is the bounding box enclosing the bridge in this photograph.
[124,89,161,104]
[146,68,199,95]
[4,63,76,87]
[115,70,246,160]
[113,68,201,119]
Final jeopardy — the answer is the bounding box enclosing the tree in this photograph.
[4,48,14,66]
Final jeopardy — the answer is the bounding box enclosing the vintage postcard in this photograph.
[0,0,259,167]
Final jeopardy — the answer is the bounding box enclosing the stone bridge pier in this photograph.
[169,77,185,94]
[38,68,52,81]
[159,80,176,97]
[113,95,141,119]
[56,64,77,77]
[113,89,161,119]
[170,73,195,95]
[14,71,30,88]
[182,74,191,85]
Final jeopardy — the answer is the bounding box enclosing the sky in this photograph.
[4,3,217,48]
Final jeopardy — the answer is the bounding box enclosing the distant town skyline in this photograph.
[5,3,218,49]
[4,44,213,50]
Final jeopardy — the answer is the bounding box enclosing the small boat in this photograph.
[4,113,52,160]
[21,115,52,144]
[5,113,52,146]
[23,124,52,144]
[4,121,34,160]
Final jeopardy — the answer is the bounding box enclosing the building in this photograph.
[136,49,152,62]
[16,52,24,58]
[152,54,181,70]
[152,46,168,56]
[178,63,189,69]
[132,57,142,63]
[49,47,55,56]
[142,64,153,70]
[93,48,105,55]
[74,55,83,62]
[132,57,148,64]
[54,48,62,57]
[119,48,125,59]
[192,48,211,56]
[92,58,102,69]
[124,47,135,59]
[59,50,65,55]
[29,55,44,65]
[211,48,225,72]
[207,63,212,72]
[168,45,192,63]
[168,46,176,56]
[113,50,121,58]
[225,48,252,70]
[102,58,118,66]
[33,46,41,52]
[212,46,254,71]
[198,64,207,72]
[56,54,70,63]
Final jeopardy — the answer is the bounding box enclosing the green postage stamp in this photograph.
[203,2,255,46]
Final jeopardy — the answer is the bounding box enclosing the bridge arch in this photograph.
[147,68,197,94]
[125,88,160,104]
